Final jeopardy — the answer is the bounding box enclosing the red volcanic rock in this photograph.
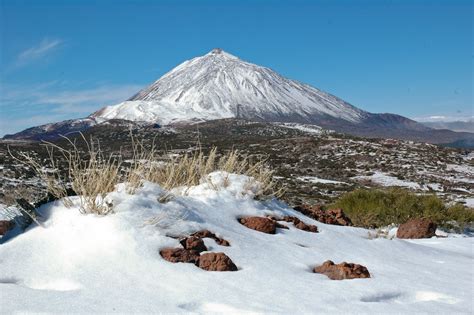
[238,216,277,234]
[191,230,230,246]
[197,252,237,271]
[397,218,437,239]
[294,221,319,233]
[0,220,14,236]
[294,205,352,226]
[314,260,370,280]
[269,215,318,233]
[160,248,200,264]
[180,236,208,252]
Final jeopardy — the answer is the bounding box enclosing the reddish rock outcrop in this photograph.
[191,230,230,246]
[267,215,318,233]
[160,248,200,264]
[238,216,276,234]
[282,216,318,233]
[396,218,437,239]
[197,252,237,271]
[0,220,14,235]
[294,205,352,226]
[180,236,208,252]
[314,260,370,280]
[294,221,319,233]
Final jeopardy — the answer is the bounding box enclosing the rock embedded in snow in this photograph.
[278,215,319,233]
[294,221,319,233]
[396,218,437,239]
[238,216,277,234]
[314,260,371,280]
[197,252,238,272]
[0,220,14,235]
[294,205,352,226]
[1,173,473,313]
[159,248,200,264]
[191,230,230,246]
[180,236,208,253]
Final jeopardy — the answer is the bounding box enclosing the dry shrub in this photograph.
[134,147,283,199]
[10,133,283,215]
[10,134,120,215]
[8,145,73,207]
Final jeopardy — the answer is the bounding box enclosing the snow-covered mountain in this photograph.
[92,48,367,125]
[4,48,473,146]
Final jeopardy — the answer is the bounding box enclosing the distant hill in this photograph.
[421,120,474,133]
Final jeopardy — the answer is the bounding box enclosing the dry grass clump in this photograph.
[133,147,283,199]
[64,139,120,215]
[10,133,282,215]
[10,134,121,215]
[9,145,73,207]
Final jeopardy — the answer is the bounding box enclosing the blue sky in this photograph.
[1,0,472,136]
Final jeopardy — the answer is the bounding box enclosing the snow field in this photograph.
[0,172,472,313]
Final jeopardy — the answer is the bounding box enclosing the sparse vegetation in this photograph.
[330,188,474,230]
[2,120,472,217]
[9,132,282,214]
[127,145,282,199]
[10,134,121,214]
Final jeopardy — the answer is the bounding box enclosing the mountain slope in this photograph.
[4,48,474,147]
[92,48,367,125]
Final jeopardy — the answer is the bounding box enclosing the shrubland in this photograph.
[330,188,474,231]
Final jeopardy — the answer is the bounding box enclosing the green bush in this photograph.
[329,188,474,230]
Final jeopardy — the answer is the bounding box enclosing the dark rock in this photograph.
[294,205,352,226]
[294,221,319,233]
[270,215,318,233]
[197,252,237,271]
[0,220,14,235]
[191,230,230,246]
[275,221,289,229]
[238,216,276,234]
[160,248,200,264]
[180,236,208,252]
[396,218,437,239]
[314,260,370,280]
[217,239,231,246]
[282,215,301,224]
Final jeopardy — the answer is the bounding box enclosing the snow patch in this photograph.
[354,171,421,189]
[297,176,347,185]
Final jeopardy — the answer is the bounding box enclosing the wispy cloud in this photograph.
[413,114,474,123]
[0,82,142,136]
[16,38,63,66]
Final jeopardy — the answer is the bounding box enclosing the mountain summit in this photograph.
[92,49,367,125]
[4,49,473,146]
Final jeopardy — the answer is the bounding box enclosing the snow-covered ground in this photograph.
[460,198,474,207]
[1,172,472,313]
[297,176,347,185]
[354,171,421,189]
[276,123,328,135]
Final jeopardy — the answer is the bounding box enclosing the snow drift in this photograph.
[0,172,472,313]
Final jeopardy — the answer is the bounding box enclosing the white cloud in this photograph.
[0,82,142,136]
[35,85,142,114]
[16,38,63,66]
[414,114,474,123]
